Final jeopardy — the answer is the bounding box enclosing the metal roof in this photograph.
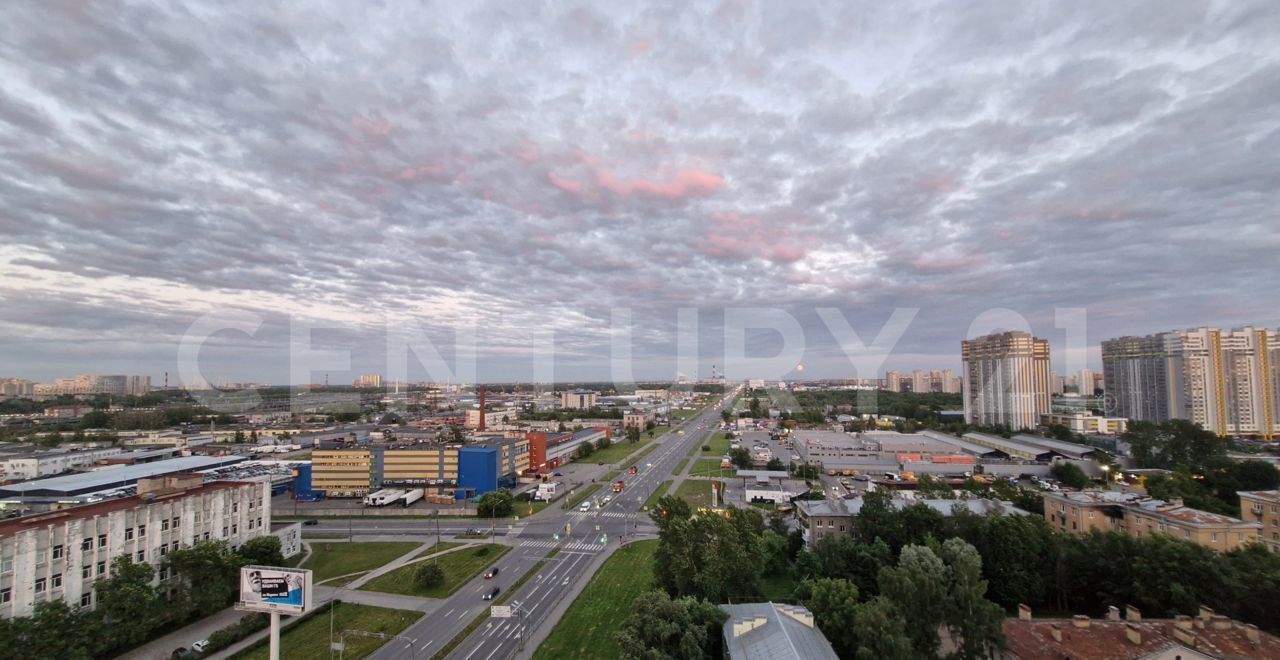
[721,603,839,660]
[0,455,248,497]
[1010,434,1098,459]
[920,430,1008,457]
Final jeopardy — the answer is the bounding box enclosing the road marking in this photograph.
[444,608,455,617]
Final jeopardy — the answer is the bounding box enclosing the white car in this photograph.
[192,640,210,653]
[579,501,592,512]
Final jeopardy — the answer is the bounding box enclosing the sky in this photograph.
[1,1,1278,385]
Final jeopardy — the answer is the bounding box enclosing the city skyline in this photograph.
[2,2,1278,383]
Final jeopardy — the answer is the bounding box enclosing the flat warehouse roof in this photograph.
[0,456,248,497]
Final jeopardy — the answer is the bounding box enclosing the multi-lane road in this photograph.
[368,388,739,660]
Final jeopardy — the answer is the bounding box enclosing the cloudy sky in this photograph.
[1,1,1278,385]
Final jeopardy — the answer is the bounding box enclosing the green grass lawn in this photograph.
[641,480,672,510]
[533,540,658,660]
[359,544,511,598]
[408,541,463,560]
[688,458,736,478]
[759,571,800,603]
[300,541,422,585]
[562,483,603,509]
[671,458,689,476]
[702,433,731,455]
[233,602,419,660]
[674,479,726,508]
[590,436,653,465]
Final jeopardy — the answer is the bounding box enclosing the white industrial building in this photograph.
[0,447,124,481]
[0,473,271,619]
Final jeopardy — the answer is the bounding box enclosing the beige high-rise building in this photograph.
[1103,327,1279,439]
[1078,368,1095,395]
[911,370,931,393]
[941,369,961,394]
[882,371,901,392]
[961,331,1051,430]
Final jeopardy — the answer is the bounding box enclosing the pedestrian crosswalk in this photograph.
[521,539,604,553]
[572,510,632,519]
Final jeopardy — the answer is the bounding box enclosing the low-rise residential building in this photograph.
[1044,490,1260,552]
[1237,490,1280,552]
[270,521,301,559]
[720,603,839,660]
[1,447,124,481]
[0,473,269,619]
[1040,412,1129,435]
[559,390,598,410]
[465,409,510,430]
[795,497,1026,545]
[623,410,656,429]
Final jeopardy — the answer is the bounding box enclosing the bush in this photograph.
[475,546,491,557]
[702,445,711,451]
[197,613,268,656]
[414,563,445,589]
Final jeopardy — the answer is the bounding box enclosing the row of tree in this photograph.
[1126,419,1280,515]
[802,490,1280,634]
[0,537,284,659]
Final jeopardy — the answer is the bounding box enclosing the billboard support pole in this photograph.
[270,611,281,660]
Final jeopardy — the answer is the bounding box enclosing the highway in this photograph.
[368,387,739,660]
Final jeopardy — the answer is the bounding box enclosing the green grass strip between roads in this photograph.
[589,437,653,465]
[671,458,689,476]
[688,458,736,478]
[360,544,511,598]
[533,540,659,660]
[674,479,726,508]
[233,602,419,660]
[300,541,422,585]
[642,481,673,511]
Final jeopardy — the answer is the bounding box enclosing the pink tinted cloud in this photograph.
[699,211,814,263]
[396,162,449,183]
[595,169,725,200]
[909,253,988,274]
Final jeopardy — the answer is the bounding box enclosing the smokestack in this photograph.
[478,386,487,432]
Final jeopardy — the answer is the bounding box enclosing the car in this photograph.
[600,496,611,505]
[192,640,210,653]
[303,519,319,526]
[484,567,500,579]
[482,586,500,600]
[579,502,592,512]
[553,472,563,476]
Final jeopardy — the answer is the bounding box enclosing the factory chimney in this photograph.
[478,386,487,432]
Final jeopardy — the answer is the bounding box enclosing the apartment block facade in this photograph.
[1043,490,1259,552]
[1102,327,1279,438]
[0,474,269,618]
[1237,490,1280,552]
[961,331,1051,430]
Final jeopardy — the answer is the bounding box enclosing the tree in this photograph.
[20,601,98,660]
[94,555,165,653]
[237,536,285,567]
[878,545,947,657]
[765,457,784,471]
[615,590,727,660]
[1050,462,1090,490]
[915,474,955,499]
[164,540,244,619]
[797,578,861,657]
[477,489,515,518]
[720,409,731,424]
[851,597,914,660]
[749,396,763,418]
[939,538,1005,659]
[649,494,692,530]
[575,441,595,460]
[414,562,445,589]
[80,409,113,429]
[451,425,464,442]
[728,447,752,469]
[626,426,641,444]
[233,429,246,443]
[1125,419,1226,470]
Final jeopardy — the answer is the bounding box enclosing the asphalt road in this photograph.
[368,388,740,660]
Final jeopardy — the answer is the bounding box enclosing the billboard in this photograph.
[237,566,313,615]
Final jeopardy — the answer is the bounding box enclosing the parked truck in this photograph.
[401,489,425,507]
[363,489,406,506]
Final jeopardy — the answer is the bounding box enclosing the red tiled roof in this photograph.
[1003,618,1280,660]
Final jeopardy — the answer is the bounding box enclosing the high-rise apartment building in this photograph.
[961,331,1051,430]
[1102,327,1279,438]
[882,371,901,392]
[354,374,383,389]
[0,379,35,397]
[941,369,961,394]
[1078,368,1095,395]
[1102,334,1170,422]
[559,389,597,410]
[1049,371,1065,396]
[30,375,149,397]
[911,370,931,394]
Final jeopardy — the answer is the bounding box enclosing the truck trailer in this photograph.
[363,489,406,506]
[401,489,425,507]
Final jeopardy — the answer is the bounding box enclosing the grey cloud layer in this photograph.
[1,1,1278,381]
